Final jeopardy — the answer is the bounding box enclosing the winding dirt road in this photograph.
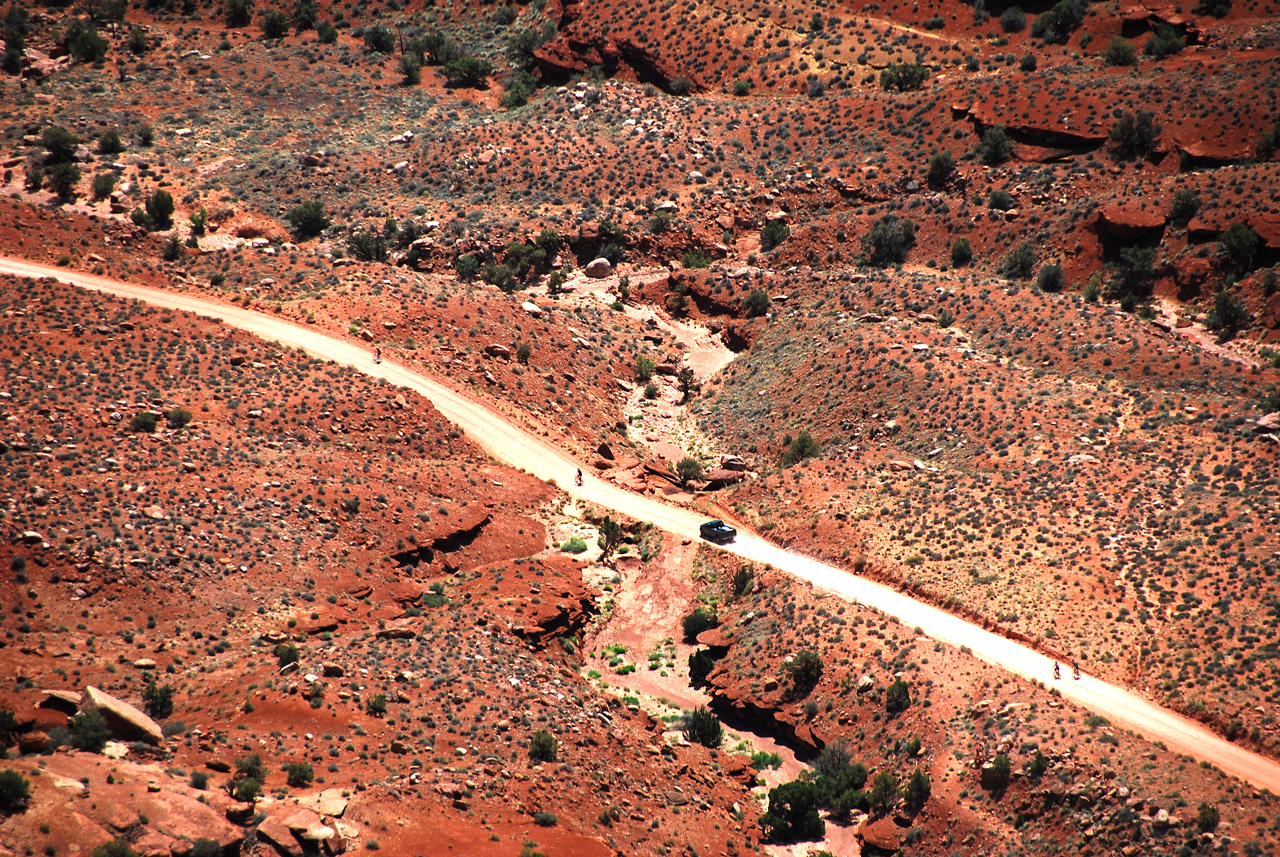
[6,255,1279,795]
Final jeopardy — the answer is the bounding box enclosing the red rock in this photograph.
[1099,203,1167,240]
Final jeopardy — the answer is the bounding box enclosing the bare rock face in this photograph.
[1098,203,1167,241]
[82,685,164,745]
[584,257,613,278]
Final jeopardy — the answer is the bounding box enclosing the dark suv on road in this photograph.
[699,520,737,544]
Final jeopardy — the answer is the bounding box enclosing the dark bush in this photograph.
[682,706,723,748]
[92,840,137,857]
[146,190,175,229]
[977,126,1012,166]
[348,231,388,262]
[688,648,716,684]
[287,200,329,239]
[999,242,1037,280]
[951,237,973,267]
[682,607,719,641]
[1196,802,1220,831]
[131,412,159,432]
[225,0,254,27]
[743,288,770,317]
[532,811,557,827]
[260,9,288,38]
[1000,6,1026,31]
[0,769,31,815]
[92,172,117,199]
[926,150,955,187]
[47,162,80,199]
[1035,263,1064,292]
[1205,290,1250,336]
[861,215,916,266]
[1170,188,1201,225]
[363,25,394,53]
[903,769,931,813]
[66,20,109,62]
[786,649,823,693]
[69,710,111,752]
[885,679,912,715]
[98,130,124,155]
[286,762,314,788]
[880,63,928,92]
[782,429,821,466]
[43,127,80,164]
[1193,0,1229,17]
[443,55,493,89]
[1109,110,1161,158]
[1220,222,1261,275]
[142,678,174,719]
[529,729,557,762]
[275,642,299,666]
[1146,25,1184,58]
[761,780,824,842]
[1103,36,1137,66]
[760,219,790,251]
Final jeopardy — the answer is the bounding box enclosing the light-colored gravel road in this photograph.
[6,255,1278,795]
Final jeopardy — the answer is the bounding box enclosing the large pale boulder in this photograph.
[584,257,613,278]
[82,686,164,745]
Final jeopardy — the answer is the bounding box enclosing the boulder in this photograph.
[596,442,615,461]
[720,455,747,471]
[857,675,874,693]
[484,343,511,359]
[257,814,304,857]
[41,689,83,713]
[860,815,907,852]
[298,788,349,818]
[1099,203,1167,241]
[584,257,613,278]
[82,686,164,745]
[321,662,344,678]
[18,731,51,754]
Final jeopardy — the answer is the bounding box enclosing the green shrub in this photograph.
[903,768,931,812]
[732,79,751,96]
[529,729,557,762]
[69,710,111,752]
[560,536,588,554]
[786,649,823,693]
[1193,0,1229,16]
[743,288,771,317]
[860,215,916,266]
[988,189,1015,211]
[166,408,193,429]
[1170,188,1201,225]
[146,190,175,229]
[260,9,288,38]
[880,63,928,91]
[365,694,387,716]
[363,25,394,53]
[43,127,80,164]
[454,254,480,280]
[634,355,655,383]
[291,0,317,32]
[189,841,221,857]
[532,811,557,827]
[1145,25,1184,58]
[1000,6,1026,31]
[98,130,124,155]
[682,706,723,748]
[234,778,261,802]
[1103,36,1137,66]
[275,642,300,667]
[927,150,955,187]
[142,678,174,719]
[987,753,1012,788]
[316,21,337,43]
[25,163,43,193]
[92,840,137,857]
[131,412,159,433]
[348,231,388,263]
[1220,222,1261,275]
[760,219,790,251]
[885,679,912,715]
[782,429,821,466]
[92,172,117,200]
[0,769,31,815]
[1196,802,1220,832]
[1031,0,1087,43]
[66,20,109,62]
[1035,263,1064,292]
[286,762,314,788]
[1257,122,1280,160]
[688,648,716,684]
[675,457,705,485]
[682,249,711,269]
[999,242,1037,280]
[868,770,898,815]
[761,780,824,842]
[443,55,493,88]
[47,162,81,199]
[1109,110,1161,158]
[1205,290,1250,336]
[977,126,1012,166]
[190,771,209,789]
[225,0,254,27]
[951,237,973,267]
[1019,52,1037,72]
[682,607,719,641]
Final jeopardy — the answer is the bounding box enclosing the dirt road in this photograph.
[6,254,1280,795]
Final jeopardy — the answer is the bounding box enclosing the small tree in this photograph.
[0,769,31,815]
[903,768,931,813]
[365,693,387,716]
[1205,290,1249,337]
[363,24,394,53]
[47,162,81,199]
[275,642,300,667]
[443,55,493,88]
[1000,6,1026,31]
[682,706,723,748]
[786,649,823,694]
[675,456,705,486]
[682,607,719,641]
[951,237,973,267]
[288,200,329,240]
[634,355,655,383]
[92,840,138,857]
[68,710,111,752]
[987,753,1012,788]
[98,130,124,155]
[1170,188,1201,225]
[743,288,771,317]
[596,516,624,565]
[688,648,716,684]
[65,20,110,62]
[1035,263,1064,292]
[781,429,821,466]
[885,678,912,715]
[291,0,317,32]
[761,780,824,842]
[260,8,289,38]
[398,53,422,85]
[131,412,159,433]
[927,150,955,188]
[999,242,1037,280]
[977,126,1013,166]
[1220,221,1261,275]
[146,190,175,229]
[868,770,898,816]
[43,127,80,164]
[142,677,175,719]
[677,367,698,403]
[1196,802,1220,832]
[1109,110,1161,159]
[880,62,928,91]
[861,215,917,266]
[760,219,790,251]
[286,762,314,788]
[529,729,558,762]
[225,0,254,28]
[1103,36,1137,66]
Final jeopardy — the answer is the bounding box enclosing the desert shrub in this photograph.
[903,769,931,813]
[286,762,314,788]
[1146,25,1184,58]
[782,429,821,466]
[0,769,31,815]
[688,648,716,684]
[189,841,220,857]
[225,0,253,27]
[92,840,137,857]
[529,730,557,762]
[235,753,269,784]
[669,75,692,95]
[47,162,80,199]
[500,69,536,107]
[1103,36,1137,66]
[1262,387,1280,413]
[926,150,955,187]
[260,8,288,38]
[1109,110,1161,158]
[732,79,751,96]
[682,707,723,748]
[786,649,823,693]
[1000,6,1026,31]
[191,208,209,238]
[365,694,387,716]
[92,171,117,199]
[760,219,790,251]
[25,163,44,193]
[165,408,193,430]
[291,0,316,31]
[65,20,109,62]
[507,22,553,69]
[131,412,159,433]
[128,26,148,54]
[190,771,209,789]
[1035,263,1064,292]
[868,771,898,815]
[1220,222,1261,275]
[880,63,928,91]
[504,240,547,280]
[316,21,336,42]
[560,536,587,554]
[1196,802,1220,831]
[1206,290,1250,335]
[885,679,912,715]
[363,25,394,53]
[348,231,388,262]
[951,237,973,267]
[444,55,493,88]
[682,249,711,269]
[1257,122,1280,160]
[1110,245,1156,293]
[634,355,655,383]
[43,127,80,164]
[234,778,261,802]
[999,242,1037,279]
[1019,53,1037,72]
[275,642,299,667]
[977,125,1013,166]
[142,678,174,719]
[861,215,916,266]
[937,307,956,327]
[516,343,532,364]
[532,811,557,827]
[69,710,110,752]
[675,457,705,485]
[1170,188,1201,225]
[417,30,458,65]
[682,607,719,641]
[761,780,824,842]
[732,566,754,597]
[1026,750,1048,781]
[987,753,1012,788]
[743,288,770,317]
[1193,0,1229,16]
[98,130,124,155]
[340,496,360,515]
[146,190,174,229]
[453,254,480,280]
[1031,0,1087,43]
[162,235,184,261]
[988,189,1015,211]
[643,383,659,399]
